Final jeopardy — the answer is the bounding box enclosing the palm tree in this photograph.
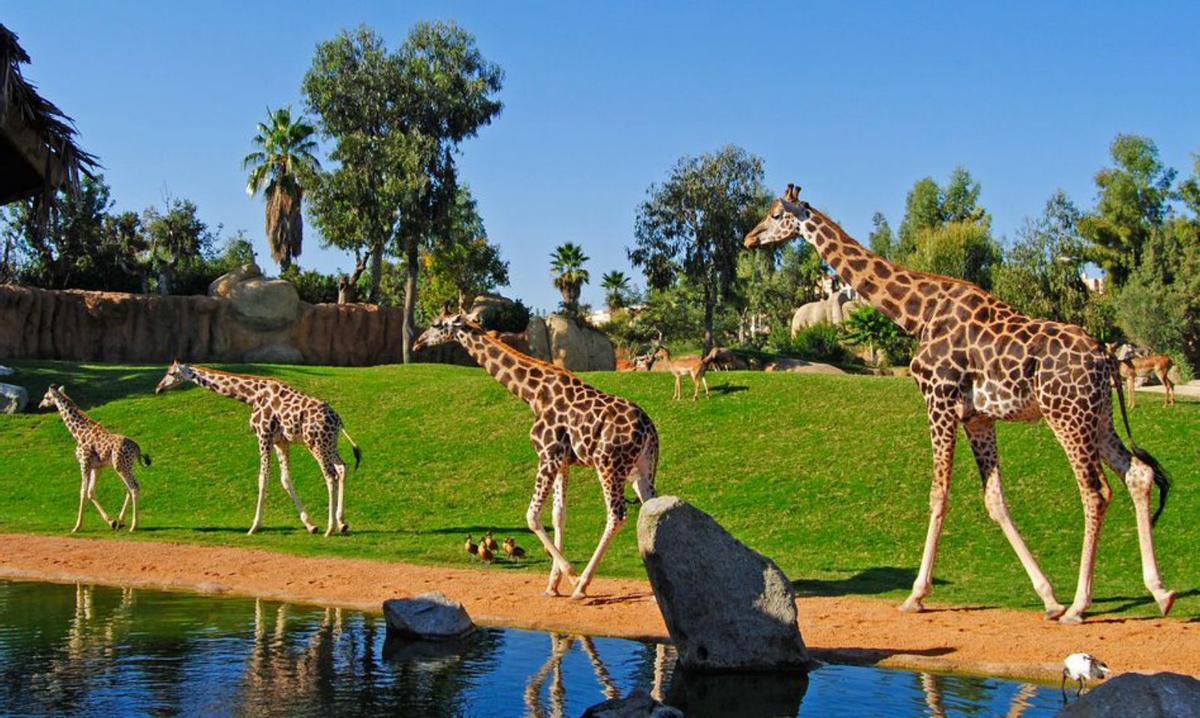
[549,242,590,313]
[600,270,630,312]
[242,107,320,272]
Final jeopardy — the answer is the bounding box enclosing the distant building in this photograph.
[1080,272,1104,293]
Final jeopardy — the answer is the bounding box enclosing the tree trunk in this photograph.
[338,252,368,304]
[401,237,419,364]
[702,285,715,354]
[157,268,170,296]
[368,242,383,304]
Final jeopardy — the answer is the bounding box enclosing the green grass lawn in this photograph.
[1,360,1195,619]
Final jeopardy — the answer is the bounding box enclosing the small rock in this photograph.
[1059,672,1200,717]
[0,383,28,414]
[0,365,13,376]
[383,592,475,641]
[638,496,812,672]
[580,689,683,718]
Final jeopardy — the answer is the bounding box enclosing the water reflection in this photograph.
[0,580,1065,717]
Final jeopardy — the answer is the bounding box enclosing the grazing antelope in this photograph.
[1116,345,1175,408]
[640,333,719,400]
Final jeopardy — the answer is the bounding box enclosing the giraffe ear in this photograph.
[439,302,453,318]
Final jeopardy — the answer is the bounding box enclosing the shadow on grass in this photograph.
[792,566,949,597]
[7,360,329,410]
[710,384,749,395]
[406,525,532,536]
[1090,588,1200,617]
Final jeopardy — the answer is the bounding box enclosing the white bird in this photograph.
[1062,653,1110,700]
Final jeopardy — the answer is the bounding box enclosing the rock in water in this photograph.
[580,689,684,718]
[382,592,475,641]
[0,365,13,376]
[637,496,812,672]
[1059,672,1200,718]
[0,383,28,414]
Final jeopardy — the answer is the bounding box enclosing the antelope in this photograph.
[1116,345,1175,408]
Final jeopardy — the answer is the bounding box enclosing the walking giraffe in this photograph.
[39,385,147,532]
[744,184,1174,624]
[154,362,362,537]
[413,310,659,599]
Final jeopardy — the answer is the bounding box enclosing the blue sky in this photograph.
[7,1,1198,311]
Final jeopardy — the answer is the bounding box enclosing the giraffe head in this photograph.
[155,360,193,394]
[413,307,473,351]
[38,384,62,409]
[743,183,812,249]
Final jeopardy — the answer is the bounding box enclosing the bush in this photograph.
[482,297,532,333]
[281,266,339,304]
[840,305,916,367]
[779,322,855,365]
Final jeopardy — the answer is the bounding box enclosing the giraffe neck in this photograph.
[186,365,262,404]
[800,208,926,335]
[51,393,95,442]
[456,329,558,409]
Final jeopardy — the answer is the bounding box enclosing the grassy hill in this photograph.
[1,360,1195,618]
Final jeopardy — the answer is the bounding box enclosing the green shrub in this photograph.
[784,322,855,365]
[281,266,339,304]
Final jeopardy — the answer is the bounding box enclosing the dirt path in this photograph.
[1,534,1195,683]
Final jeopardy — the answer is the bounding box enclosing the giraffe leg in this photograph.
[248,436,272,535]
[73,457,90,533]
[334,459,348,534]
[963,417,1064,619]
[1100,430,1175,615]
[86,465,116,529]
[527,455,577,586]
[115,456,140,532]
[276,443,317,534]
[900,404,957,613]
[1048,423,1111,625]
[545,466,570,596]
[313,452,340,537]
[570,466,628,599]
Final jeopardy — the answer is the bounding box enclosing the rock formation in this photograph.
[1059,672,1200,718]
[382,592,475,641]
[791,288,865,335]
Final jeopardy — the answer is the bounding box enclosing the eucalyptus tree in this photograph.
[629,145,770,351]
[243,107,320,272]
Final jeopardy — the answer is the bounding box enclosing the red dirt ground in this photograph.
[1,534,1195,682]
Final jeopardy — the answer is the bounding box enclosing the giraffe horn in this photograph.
[784,183,795,201]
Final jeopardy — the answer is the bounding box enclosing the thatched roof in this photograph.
[0,23,98,206]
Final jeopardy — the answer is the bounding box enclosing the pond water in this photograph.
[0,579,1066,717]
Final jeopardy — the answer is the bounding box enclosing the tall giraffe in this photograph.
[39,385,147,532]
[744,184,1174,624]
[154,362,362,537]
[413,310,659,599]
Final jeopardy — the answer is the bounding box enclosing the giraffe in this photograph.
[154,362,362,537]
[744,184,1175,624]
[413,310,659,599]
[39,385,147,533]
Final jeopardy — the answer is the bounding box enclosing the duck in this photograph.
[483,530,499,552]
[464,534,478,558]
[503,537,526,559]
[479,540,494,564]
[1062,653,1109,701]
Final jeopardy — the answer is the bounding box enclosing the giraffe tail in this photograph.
[1110,349,1170,526]
[341,428,362,471]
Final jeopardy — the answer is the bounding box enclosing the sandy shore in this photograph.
[1,533,1195,683]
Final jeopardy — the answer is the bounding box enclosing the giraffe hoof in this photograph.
[1043,605,1067,621]
[339,523,350,535]
[308,525,320,535]
[1058,612,1085,625]
[568,590,588,601]
[1156,591,1177,616]
[898,598,925,613]
[542,589,561,598]
[109,520,118,530]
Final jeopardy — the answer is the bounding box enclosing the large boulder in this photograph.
[208,262,263,298]
[581,689,683,718]
[526,316,551,361]
[0,383,28,414]
[763,357,844,375]
[791,289,865,335]
[545,314,616,371]
[383,592,475,641]
[1059,672,1200,718]
[637,496,812,672]
[226,278,300,331]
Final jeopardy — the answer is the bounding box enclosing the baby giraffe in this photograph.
[155,361,361,537]
[39,385,147,532]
